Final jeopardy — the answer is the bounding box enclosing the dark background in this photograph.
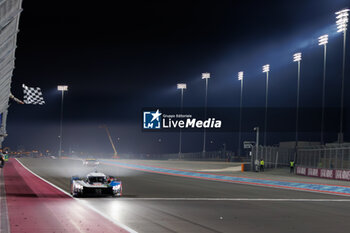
[6,0,350,155]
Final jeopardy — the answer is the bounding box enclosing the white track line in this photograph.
[15,159,138,233]
[16,159,72,196]
[119,197,350,202]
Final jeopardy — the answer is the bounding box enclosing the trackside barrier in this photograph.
[296,166,350,181]
[297,145,350,170]
[251,146,294,171]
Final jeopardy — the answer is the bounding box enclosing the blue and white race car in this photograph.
[71,172,122,197]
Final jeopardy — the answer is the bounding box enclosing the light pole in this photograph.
[262,64,270,147]
[57,85,68,157]
[253,126,260,171]
[293,52,302,160]
[319,34,328,145]
[237,71,244,157]
[177,83,186,158]
[202,72,210,154]
[336,8,349,143]
[254,127,260,157]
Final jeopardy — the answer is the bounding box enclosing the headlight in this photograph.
[74,183,83,190]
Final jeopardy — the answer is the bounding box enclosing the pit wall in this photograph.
[296,166,350,181]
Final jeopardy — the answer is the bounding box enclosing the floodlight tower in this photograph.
[319,34,328,145]
[202,72,210,154]
[293,52,302,157]
[237,71,244,157]
[336,8,349,143]
[262,64,270,147]
[57,85,68,157]
[177,83,187,158]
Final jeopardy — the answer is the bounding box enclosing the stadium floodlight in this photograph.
[177,83,187,89]
[293,52,302,62]
[318,34,328,46]
[57,85,68,157]
[262,64,270,73]
[293,53,302,160]
[262,64,270,146]
[319,35,328,144]
[336,8,349,33]
[237,71,244,157]
[202,72,210,79]
[335,8,349,143]
[238,71,244,80]
[177,83,186,158]
[57,85,68,91]
[202,72,210,154]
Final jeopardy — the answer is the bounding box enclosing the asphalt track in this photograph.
[14,158,350,232]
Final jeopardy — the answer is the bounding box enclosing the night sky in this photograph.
[6,0,350,155]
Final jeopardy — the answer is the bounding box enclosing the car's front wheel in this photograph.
[71,184,78,197]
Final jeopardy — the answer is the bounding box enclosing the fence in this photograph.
[120,151,240,161]
[119,152,227,160]
[297,145,350,170]
[251,146,294,170]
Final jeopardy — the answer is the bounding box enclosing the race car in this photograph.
[82,158,100,166]
[70,172,122,197]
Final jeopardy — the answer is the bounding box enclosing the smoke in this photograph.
[20,157,138,179]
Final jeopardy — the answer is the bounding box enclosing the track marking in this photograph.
[102,159,350,188]
[100,160,350,197]
[119,197,350,202]
[16,159,72,196]
[15,159,138,233]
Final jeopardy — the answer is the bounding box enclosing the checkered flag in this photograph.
[22,84,45,105]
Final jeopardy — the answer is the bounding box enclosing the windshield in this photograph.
[88,176,105,183]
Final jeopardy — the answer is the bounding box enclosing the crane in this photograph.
[99,125,118,159]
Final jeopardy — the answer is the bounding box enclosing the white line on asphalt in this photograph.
[15,159,138,233]
[16,159,72,196]
[119,197,350,202]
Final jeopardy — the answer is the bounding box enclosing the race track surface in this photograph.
[3,159,131,233]
[16,158,350,233]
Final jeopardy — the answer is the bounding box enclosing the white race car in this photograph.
[82,159,100,166]
[71,172,122,197]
